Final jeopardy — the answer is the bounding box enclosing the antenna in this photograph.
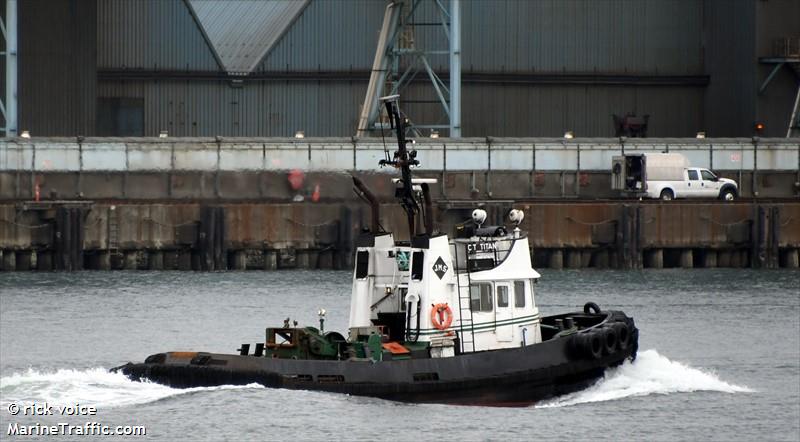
[379,95,421,237]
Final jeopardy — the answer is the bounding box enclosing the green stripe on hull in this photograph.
[416,314,540,336]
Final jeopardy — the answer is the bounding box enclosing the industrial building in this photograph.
[1,0,798,139]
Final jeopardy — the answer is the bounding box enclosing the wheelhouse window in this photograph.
[497,285,509,308]
[514,281,526,307]
[355,251,369,279]
[411,251,425,280]
[469,283,493,312]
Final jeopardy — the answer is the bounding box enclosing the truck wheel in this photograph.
[720,188,736,201]
[659,189,674,201]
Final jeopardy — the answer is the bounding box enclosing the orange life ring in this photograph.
[430,303,453,330]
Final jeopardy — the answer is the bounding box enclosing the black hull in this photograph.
[116,312,638,406]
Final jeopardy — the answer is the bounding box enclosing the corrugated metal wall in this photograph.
[97,80,367,137]
[96,80,704,138]
[97,0,220,71]
[755,0,800,138]
[703,0,757,138]
[426,0,703,74]
[256,0,705,74]
[12,0,795,138]
[17,0,96,136]
[255,0,384,72]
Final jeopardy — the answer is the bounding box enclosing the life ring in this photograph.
[430,303,453,330]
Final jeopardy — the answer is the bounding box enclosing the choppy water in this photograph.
[1,270,798,441]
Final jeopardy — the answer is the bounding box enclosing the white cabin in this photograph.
[348,214,542,356]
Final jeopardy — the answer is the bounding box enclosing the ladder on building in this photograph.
[454,243,475,353]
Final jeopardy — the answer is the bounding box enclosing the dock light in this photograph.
[563,131,574,139]
[20,130,30,138]
[294,130,305,139]
[430,130,439,139]
[696,132,706,139]
[159,130,168,138]
[754,122,765,135]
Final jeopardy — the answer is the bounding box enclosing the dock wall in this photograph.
[1,201,798,271]
[2,137,799,200]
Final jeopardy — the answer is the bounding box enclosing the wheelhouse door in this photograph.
[495,282,513,342]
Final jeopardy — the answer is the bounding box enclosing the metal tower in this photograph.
[1,0,18,136]
[758,37,800,138]
[356,0,461,138]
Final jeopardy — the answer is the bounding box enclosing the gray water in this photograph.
[1,269,798,441]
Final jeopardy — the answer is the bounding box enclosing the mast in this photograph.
[379,95,420,237]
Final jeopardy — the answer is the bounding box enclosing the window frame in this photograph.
[514,280,526,308]
[497,285,509,308]
[469,282,494,312]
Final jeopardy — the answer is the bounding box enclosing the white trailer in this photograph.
[612,153,739,201]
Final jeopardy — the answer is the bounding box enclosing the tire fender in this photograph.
[601,327,618,355]
[613,322,630,350]
[583,332,603,360]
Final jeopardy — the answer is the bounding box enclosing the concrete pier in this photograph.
[593,250,610,269]
[565,250,582,269]
[1,201,799,271]
[16,250,32,271]
[123,251,138,270]
[548,250,564,270]
[680,249,694,269]
[178,250,192,270]
[645,249,664,269]
[2,250,16,271]
[231,250,247,270]
[702,251,718,268]
[717,250,731,267]
[782,249,799,268]
[264,250,278,270]
[37,251,52,271]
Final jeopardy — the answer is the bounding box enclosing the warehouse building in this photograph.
[2,0,798,138]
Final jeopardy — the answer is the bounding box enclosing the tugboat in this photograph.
[114,96,638,406]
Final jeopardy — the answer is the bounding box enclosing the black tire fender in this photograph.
[584,302,601,314]
[602,327,618,355]
[583,332,604,360]
[613,322,630,350]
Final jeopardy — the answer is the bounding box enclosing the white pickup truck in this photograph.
[612,153,739,201]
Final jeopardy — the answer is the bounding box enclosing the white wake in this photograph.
[0,367,264,409]
[537,349,754,408]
